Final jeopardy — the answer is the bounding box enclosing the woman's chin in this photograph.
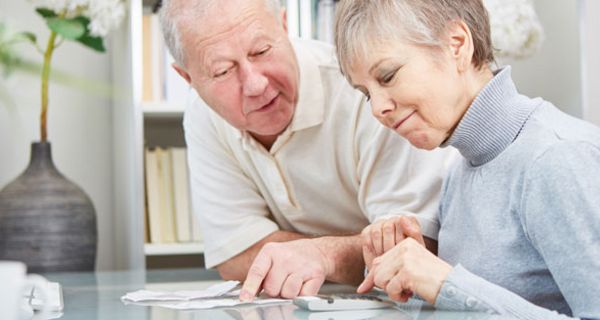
[407,134,440,151]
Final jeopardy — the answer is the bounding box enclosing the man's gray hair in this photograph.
[159,0,282,68]
[334,0,494,79]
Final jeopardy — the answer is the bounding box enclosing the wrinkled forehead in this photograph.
[177,0,281,59]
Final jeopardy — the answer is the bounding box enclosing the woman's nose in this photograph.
[370,92,394,119]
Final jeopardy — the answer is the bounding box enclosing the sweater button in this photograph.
[465,297,478,308]
[445,286,456,297]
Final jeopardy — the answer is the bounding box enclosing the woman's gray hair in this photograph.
[334,0,494,78]
[159,0,282,68]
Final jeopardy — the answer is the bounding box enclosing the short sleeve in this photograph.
[184,98,279,268]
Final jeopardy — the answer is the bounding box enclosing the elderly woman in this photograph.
[334,0,600,319]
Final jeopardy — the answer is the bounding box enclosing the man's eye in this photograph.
[214,68,230,78]
[254,46,271,56]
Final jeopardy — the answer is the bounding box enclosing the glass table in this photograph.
[40,268,505,320]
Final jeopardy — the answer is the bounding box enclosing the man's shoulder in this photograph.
[184,93,236,138]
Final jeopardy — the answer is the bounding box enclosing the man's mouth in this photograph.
[252,94,280,113]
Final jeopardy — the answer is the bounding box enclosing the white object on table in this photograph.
[121,280,289,310]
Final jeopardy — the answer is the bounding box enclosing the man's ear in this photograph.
[172,62,192,84]
[446,20,474,72]
[281,8,288,33]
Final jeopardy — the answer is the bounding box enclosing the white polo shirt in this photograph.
[184,38,455,268]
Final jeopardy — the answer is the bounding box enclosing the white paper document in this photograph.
[121,280,289,310]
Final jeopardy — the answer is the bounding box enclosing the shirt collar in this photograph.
[287,38,325,132]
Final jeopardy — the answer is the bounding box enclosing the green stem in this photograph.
[40,30,57,142]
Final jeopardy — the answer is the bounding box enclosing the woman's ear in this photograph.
[445,20,474,72]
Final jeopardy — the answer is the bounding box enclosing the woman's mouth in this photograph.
[393,111,416,130]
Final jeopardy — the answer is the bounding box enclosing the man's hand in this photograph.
[239,239,333,301]
[357,237,452,304]
[217,231,306,281]
[361,216,425,270]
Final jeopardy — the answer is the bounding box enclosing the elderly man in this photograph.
[158,0,453,300]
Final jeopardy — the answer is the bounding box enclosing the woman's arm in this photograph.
[435,265,578,320]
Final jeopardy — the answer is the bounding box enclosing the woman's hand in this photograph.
[357,237,453,304]
[361,216,425,270]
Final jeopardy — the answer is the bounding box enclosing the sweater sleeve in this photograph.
[435,265,577,319]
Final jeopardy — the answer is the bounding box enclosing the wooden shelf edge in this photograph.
[144,242,205,256]
[142,101,185,117]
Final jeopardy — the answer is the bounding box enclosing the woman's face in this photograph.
[346,40,474,150]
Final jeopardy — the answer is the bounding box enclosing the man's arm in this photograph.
[235,233,365,301]
[218,231,365,286]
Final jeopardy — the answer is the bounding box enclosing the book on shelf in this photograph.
[144,147,203,246]
[142,13,164,102]
[142,12,191,107]
[157,148,177,243]
[144,148,163,243]
[170,147,191,242]
[142,14,155,102]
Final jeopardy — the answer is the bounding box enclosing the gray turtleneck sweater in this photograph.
[433,67,600,320]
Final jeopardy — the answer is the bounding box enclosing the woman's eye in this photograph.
[380,70,397,84]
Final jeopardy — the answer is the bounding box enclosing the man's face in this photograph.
[176,0,299,142]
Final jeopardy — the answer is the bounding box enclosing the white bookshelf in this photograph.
[110,0,201,270]
[110,0,333,270]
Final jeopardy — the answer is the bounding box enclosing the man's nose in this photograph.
[241,63,268,97]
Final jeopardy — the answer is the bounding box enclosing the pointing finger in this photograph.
[357,269,375,293]
[240,252,272,302]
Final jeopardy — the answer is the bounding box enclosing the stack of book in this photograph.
[144,147,202,244]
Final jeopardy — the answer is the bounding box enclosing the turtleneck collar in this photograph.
[442,66,538,166]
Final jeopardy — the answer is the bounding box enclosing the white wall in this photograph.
[499,0,582,117]
[580,0,600,126]
[0,1,115,270]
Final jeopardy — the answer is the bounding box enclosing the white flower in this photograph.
[28,0,70,14]
[484,0,545,59]
[88,0,126,37]
[28,0,125,37]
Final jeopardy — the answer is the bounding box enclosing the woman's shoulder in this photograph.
[517,101,600,159]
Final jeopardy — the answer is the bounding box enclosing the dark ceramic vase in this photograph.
[0,142,97,272]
